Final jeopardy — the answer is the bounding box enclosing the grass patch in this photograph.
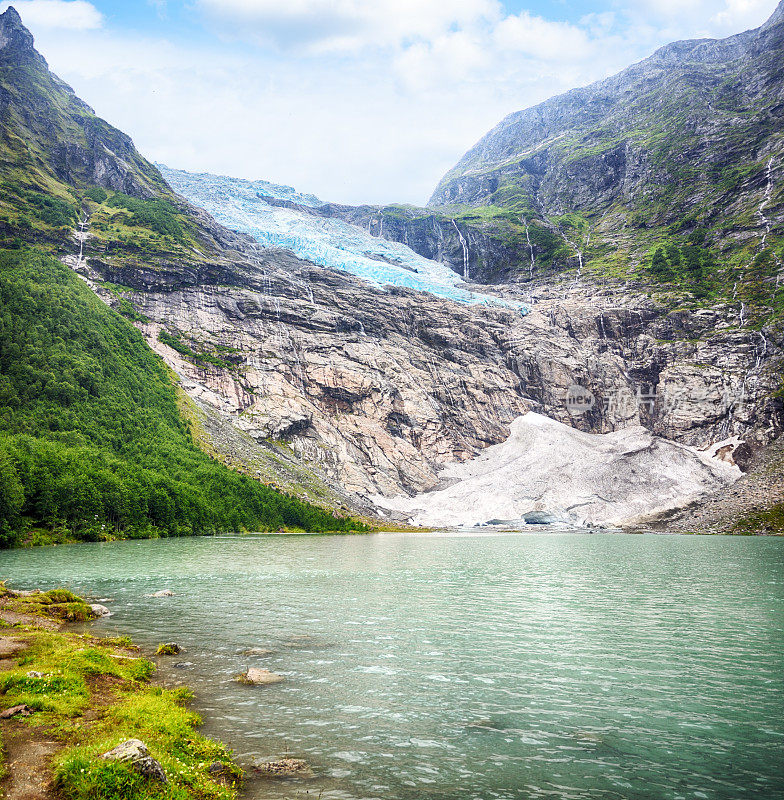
[733,504,784,534]
[0,586,240,799]
[54,687,239,800]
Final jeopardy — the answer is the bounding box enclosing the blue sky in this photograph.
[2,0,779,204]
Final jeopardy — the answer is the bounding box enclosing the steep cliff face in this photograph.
[77,235,782,503]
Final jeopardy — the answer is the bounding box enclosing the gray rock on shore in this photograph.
[101,739,167,783]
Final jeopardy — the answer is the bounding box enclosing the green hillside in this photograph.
[0,249,364,545]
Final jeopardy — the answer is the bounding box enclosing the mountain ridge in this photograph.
[429,2,784,206]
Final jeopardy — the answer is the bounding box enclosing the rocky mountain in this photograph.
[0,5,782,529]
[290,4,784,304]
[0,7,167,201]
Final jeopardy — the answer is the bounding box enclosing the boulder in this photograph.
[0,704,33,719]
[148,590,174,598]
[100,739,167,783]
[254,757,311,777]
[155,642,181,655]
[237,668,284,686]
[90,603,112,617]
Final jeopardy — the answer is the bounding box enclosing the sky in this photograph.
[1,0,779,205]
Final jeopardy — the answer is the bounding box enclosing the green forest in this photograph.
[0,249,364,546]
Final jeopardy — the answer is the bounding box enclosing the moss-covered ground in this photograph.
[0,584,240,800]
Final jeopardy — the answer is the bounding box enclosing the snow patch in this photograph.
[373,412,741,529]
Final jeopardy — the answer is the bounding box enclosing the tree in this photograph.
[649,247,674,281]
[0,448,23,544]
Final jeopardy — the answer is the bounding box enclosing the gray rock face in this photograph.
[0,7,37,58]
[83,232,781,507]
[429,7,784,216]
[101,739,167,783]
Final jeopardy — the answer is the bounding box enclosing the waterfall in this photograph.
[758,157,774,251]
[75,212,89,267]
[740,157,779,279]
[533,187,587,281]
[755,331,768,370]
[522,217,535,280]
[562,230,584,281]
[451,219,470,280]
[739,301,746,326]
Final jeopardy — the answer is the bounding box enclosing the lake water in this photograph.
[1,532,783,800]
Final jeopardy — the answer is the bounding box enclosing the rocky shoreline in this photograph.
[0,585,249,799]
[660,435,784,534]
[0,583,320,800]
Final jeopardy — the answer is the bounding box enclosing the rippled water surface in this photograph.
[2,532,783,800]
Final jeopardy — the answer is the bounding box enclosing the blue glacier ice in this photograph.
[159,166,526,312]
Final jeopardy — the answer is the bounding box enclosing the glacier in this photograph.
[159,166,526,311]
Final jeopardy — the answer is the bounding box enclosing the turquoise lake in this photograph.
[1,532,783,800]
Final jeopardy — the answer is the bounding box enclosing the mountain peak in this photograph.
[0,5,22,23]
[0,5,40,61]
[763,0,784,28]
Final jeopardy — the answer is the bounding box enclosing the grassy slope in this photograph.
[0,248,366,544]
[0,584,240,800]
[0,11,371,542]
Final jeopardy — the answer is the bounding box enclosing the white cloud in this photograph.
[196,0,501,52]
[493,12,595,61]
[394,30,490,91]
[631,0,778,36]
[711,0,779,31]
[0,0,102,30]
